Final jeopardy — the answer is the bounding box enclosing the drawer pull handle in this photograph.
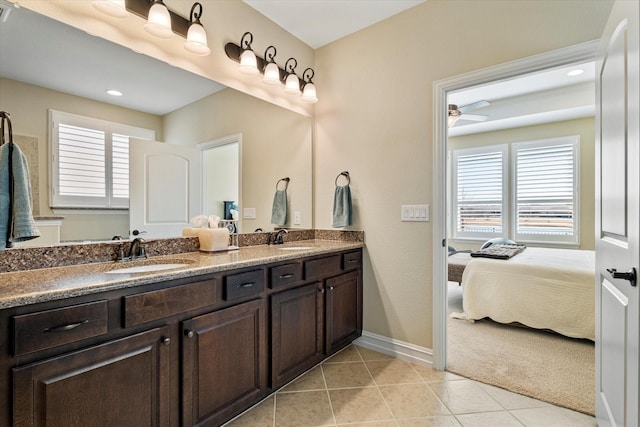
[348,259,358,263]
[42,319,89,333]
[279,274,294,279]
[237,282,255,288]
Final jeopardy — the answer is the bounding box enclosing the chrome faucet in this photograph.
[270,229,288,245]
[128,238,147,260]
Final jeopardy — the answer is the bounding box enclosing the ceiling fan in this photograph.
[448,100,490,127]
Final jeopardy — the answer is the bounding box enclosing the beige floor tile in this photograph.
[337,422,399,427]
[476,383,549,410]
[279,366,326,392]
[323,362,375,388]
[329,387,394,424]
[356,346,396,361]
[456,411,523,427]
[428,380,503,414]
[366,359,424,385]
[325,345,363,363]
[397,416,462,426]
[510,406,596,427]
[275,390,335,426]
[379,383,450,419]
[223,396,274,427]
[411,364,465,382]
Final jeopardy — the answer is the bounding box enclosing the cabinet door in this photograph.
[13,327,171,427]
[326,271,362,354]
[271,282,324,389]
[182,299,267,427]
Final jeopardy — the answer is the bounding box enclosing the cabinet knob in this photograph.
[329,286,335,291]
[161,337,171,346]
[185,330,194,338]
[319,288,325,294]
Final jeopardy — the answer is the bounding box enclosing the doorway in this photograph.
[432,41,599,370]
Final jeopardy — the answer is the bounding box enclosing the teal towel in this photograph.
[332,185,352,228]
[271,189,287,226]
[0,143,40,249]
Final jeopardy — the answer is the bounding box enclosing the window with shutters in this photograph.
[513,137,579,244]
[452,145,508,240]
[49,110,155,210]
[451,136,579,245]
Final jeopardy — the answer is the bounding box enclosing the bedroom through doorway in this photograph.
[439,46,598,415]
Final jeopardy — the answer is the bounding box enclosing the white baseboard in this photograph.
[354,331,433,367]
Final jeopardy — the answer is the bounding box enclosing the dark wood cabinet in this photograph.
[2,247,362,427]
[182,299,267,427]
[12,326,171,427]
[326,270,362,354]
[271,281,324,388]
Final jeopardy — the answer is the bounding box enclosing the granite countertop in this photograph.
[0,240,363,310]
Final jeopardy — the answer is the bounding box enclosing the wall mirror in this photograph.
[0,4,312,244]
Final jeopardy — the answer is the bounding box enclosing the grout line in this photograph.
[321,361,338,426]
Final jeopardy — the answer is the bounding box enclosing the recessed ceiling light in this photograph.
[106,89,123,96]
[567,69,584,77]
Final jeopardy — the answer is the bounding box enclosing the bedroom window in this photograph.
[49,110,155,210]
[452,145,508,240]
[513,137,579,244]
[451,136,579,245]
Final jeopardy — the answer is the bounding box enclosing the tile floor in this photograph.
[223,345,596,427]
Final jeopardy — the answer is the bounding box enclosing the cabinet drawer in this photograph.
[224,269,265,301]
[270,263,303,289]
[304,255,341,281]
[342,251,362,270]
[13,300,108,356]
[124,279,217,327]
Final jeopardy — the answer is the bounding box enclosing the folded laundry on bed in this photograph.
[470,244,526,260]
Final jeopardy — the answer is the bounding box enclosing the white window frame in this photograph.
[49,110,155,210]
[511,136,580,245]
[451,144,509,241]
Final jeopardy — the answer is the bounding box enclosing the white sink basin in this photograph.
[107,262,192,274]
[277,246,315,251]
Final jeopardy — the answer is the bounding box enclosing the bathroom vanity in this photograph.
[0,241,363,426]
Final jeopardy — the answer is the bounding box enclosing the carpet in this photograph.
[446,282,595,416]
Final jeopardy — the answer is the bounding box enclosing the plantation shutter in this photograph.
[514,139,578,243]
[58,123,106,198]
[453,145,507,239]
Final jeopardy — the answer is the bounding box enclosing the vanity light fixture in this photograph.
[262,46,281,85]
[92,0,128,18]
[238,32,259,75]
[93,0,211,55]
[144,0,173,39]
[301,68,318,103]
[224,32,318,102]
[184,2,210,56]
[284,58,300,95]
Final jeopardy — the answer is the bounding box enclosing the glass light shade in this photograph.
[92,0,128,18]
[285,73,300,95]
[263,62,281,85]
[184,23,210,56]
[302,82,318,103]
[144,2,173,39]
[239,49,259,75]
[448,115,460,128]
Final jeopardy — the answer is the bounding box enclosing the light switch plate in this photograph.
[243,207,256,219]
[294,211,301,225]
[401,205,429,222]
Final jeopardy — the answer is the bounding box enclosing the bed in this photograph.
[450,247,596,341]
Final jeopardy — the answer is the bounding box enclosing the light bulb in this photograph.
[144,1,173,39]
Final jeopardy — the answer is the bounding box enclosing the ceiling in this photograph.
[242,0,426,49]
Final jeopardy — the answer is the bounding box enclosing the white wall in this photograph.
[313,0,613,349]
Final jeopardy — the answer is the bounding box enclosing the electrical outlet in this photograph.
[294,211,301,225]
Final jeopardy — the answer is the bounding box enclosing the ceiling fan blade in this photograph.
[458,100,490,113]
[459,113,488,122]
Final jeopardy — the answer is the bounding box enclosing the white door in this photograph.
[129,139,200,239]
[596,1,640,426]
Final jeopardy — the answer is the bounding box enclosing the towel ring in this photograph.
[276,177,290,191]
[335,171,350,186]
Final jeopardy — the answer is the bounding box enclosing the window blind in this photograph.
[515,142,576,240]
[455,149,505,236]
